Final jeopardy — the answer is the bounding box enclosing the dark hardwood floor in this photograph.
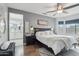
[24,44,41,56]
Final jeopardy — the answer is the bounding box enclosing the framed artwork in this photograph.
[37,19,48,25]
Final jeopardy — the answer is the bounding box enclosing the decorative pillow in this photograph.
[1,41,11,50]
[0,38,5,47]
[48,31,54,35]
[36,31,55,36]
[44,32,48,35]
[44,31,54,35]
[38,32,43,35]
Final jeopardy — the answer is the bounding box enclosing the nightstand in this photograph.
[26,35,36,45]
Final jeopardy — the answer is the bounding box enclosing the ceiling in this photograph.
[4,3,79,18]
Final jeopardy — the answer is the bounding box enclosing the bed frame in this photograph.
[33,28,68,56]
[34,28,51,35]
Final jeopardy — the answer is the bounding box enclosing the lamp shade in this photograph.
[30,26,33,30]
[51,28,53,31]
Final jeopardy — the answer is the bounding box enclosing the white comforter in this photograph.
[36,31,77,55]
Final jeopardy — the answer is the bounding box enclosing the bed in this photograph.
[34,28,77,55]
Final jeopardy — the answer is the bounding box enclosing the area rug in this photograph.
[59,49,79,56]
[39,48,54,56]
[39,47,79,56]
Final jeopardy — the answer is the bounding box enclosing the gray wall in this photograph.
[24,12,56,28]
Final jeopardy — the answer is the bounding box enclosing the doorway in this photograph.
[8,12,24,55]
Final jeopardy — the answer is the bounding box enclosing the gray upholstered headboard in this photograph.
[34,28,51,35]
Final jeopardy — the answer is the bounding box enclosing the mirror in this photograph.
[0,16,5,33]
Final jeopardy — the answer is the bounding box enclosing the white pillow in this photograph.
[1,41,11,50]
[44,31,54,35]
[36,31,54,36]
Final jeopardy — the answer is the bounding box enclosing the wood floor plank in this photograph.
[24,45,40,56]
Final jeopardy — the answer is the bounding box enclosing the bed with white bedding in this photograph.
[36,30,77,55]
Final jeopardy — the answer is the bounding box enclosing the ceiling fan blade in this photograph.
[53,13,57,16]
[64,4,79,10]
[43,10,57,14]
[63,11,69,14]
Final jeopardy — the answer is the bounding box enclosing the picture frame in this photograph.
[37,19,48,25]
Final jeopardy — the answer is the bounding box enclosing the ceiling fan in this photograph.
[43,3,79,16]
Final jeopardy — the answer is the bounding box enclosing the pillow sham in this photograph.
[36,31,54,35]
[1,41,11,50]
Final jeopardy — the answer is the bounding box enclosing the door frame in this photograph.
[8,8,25,45]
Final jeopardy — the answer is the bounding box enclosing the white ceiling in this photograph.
[4,3,79,18]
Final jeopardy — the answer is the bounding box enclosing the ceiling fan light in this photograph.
[57,10,63,13]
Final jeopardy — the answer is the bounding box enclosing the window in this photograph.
[66,24,76,35]
[58,19,79,35]
[58,21,65,34]
[58,21,64,24]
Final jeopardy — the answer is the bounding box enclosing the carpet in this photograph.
[59,49,79,56]
[39,47,79,56]
[39,48,54,56]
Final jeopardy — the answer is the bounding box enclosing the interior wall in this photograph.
[24,11,56,34]
[0,4,8,45]
[24,12,56,28]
